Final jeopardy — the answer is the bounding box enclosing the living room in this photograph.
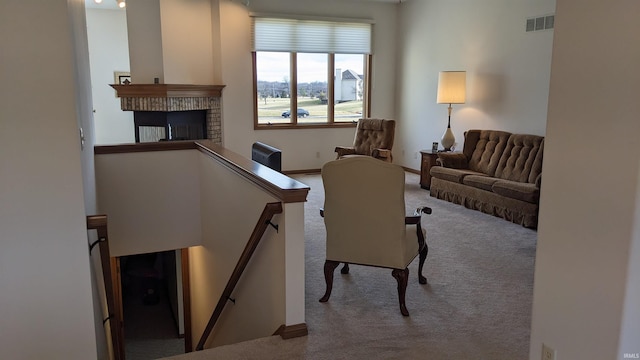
[86,0,638,359]
[88,0,553,170]
[1,0,638,359]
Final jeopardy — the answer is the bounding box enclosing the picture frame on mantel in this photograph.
[114,71,131,85]
[113,71,131,97]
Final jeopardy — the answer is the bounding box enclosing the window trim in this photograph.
[253,52,372,130]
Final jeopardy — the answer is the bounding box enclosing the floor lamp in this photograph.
[436,71,466,151]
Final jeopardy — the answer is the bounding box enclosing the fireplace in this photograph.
[111,84,225,144]
[134,110,207,142]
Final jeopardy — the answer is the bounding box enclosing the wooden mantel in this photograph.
[110,84,225,98]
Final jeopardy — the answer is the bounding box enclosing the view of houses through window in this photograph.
[254,51,367,126]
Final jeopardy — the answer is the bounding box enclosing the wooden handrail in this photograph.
[195,202,284,351]
[87,215,124,360]
[195,141,309,203]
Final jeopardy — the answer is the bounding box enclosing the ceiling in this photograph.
[85,0,401,9]
[85,0,121,10]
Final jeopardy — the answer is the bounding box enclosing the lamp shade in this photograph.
[436,71,466,104]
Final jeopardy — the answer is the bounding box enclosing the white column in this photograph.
[284,202,306,326]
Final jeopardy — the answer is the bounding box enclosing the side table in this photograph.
[420,150,439,189]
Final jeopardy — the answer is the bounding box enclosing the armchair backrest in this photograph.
[352,118,395,156]
[321,156,411,269]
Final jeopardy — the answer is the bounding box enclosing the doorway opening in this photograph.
[118,249,190,359]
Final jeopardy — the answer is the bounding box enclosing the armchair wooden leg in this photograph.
[320,260,340,303]
[418,243,428,284]
[392,268,410,316]
[340,263,350,274]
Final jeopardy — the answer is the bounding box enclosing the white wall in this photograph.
[0,0,98,358]
[86,8,135,145]
[95,151,203,256]
[218,0,398,170]
[126,0,164,84]
[160,0,215,84]
[191,152,287,347]
[529,0,640,359]
[126,0,215,85]
[72,3,112,358]
[396,0,555,170]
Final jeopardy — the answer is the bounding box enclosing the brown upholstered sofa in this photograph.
[429,129,544,228]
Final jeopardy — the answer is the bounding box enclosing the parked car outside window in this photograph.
[281,108,309,118]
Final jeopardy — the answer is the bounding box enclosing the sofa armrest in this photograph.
[437,152,468,169]
[334,146,357,159]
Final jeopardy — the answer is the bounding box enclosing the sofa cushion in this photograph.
[463,175,500,192]
[492,180,540,204]
[430,166,486,184]
[495,134,544,184]
[465,130,512,176]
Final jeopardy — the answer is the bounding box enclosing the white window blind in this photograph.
[252,16,372,54]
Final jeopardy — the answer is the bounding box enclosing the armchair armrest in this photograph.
[436,153,468,169]
[372,148,393,162]
[334,146,357,159]
[405,206,432,224]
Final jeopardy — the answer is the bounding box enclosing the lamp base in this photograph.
[441,127,455,151]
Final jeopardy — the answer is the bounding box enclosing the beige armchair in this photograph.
[319,156,431,316]
[334,118,395,162]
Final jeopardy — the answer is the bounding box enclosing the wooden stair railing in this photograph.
[87,215,124,360]
[195,202,283,351]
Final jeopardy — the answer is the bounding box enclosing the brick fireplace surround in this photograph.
[111,84,225,143]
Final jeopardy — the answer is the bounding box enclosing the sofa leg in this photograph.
[320,260,340,303]
[392,268,410,316]
[418,243,428,284]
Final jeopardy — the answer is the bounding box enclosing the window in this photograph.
[252,16,372,128]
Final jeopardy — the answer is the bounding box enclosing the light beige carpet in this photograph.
[164,172,537,359]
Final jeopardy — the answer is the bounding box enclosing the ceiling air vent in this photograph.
[526,14,555,32]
